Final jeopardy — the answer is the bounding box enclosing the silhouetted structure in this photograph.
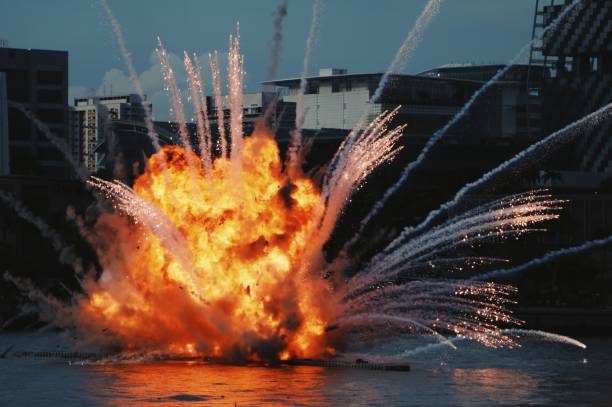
[530,0,612,178]
[0,47,73,178]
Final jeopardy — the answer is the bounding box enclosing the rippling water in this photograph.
[0,333,610,406]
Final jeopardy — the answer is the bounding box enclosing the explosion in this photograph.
[78,128,345,361]
[4,26,581,364]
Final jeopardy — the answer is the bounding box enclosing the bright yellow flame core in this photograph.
[79,129,337,360]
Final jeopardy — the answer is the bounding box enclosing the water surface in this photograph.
[1,333,610,406]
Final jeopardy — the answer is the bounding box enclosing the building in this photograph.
[208,91,296,142]
[530,0,612,178]
[0,174,91,324]
[73,94,152,173]
[263,66,544,140]
[0,72,9,175]
[263,68,382,131]
[0,47,72,178]
[92,119,177,183]
[419,64,547,139]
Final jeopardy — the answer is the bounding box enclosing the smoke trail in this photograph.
[503,329,587,349]
[3,272,72,328]
[324,0,442,191]
[0,191,84,275]
[360,191,562,277]
[263,0,289,125]
[209,51,227,157]
[335,274,522,348]
[228,27,245,171]
[98,0,161,151]
[193,54,213,165]
[295,0,322,131]
[370,0,442,103]
[478,234,612,281]
[266,0,288,82]
[184,52,212,173]
[332,313,457,349]
[156,37,192,151]
[7,101,88,181]
[347,0,583,250]
[287,0,322,176]
[156,38,204,194]
[397,328,586,358]
[386,99,612,254]
[307,110,405,268]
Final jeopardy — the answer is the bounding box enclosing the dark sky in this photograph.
[0,0,537,120]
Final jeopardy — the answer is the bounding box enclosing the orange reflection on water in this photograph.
[452,368,541,405]
[87,362,331,406]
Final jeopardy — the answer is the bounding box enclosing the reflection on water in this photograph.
[84,362,396,406]
[1,333,612,406]
[87,362,328,406]
[452,368,541,406]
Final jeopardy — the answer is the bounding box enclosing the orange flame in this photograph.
[76,128,340,361]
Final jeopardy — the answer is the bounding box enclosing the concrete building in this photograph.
[263,68,380,131]
[73,94,152,173]
[263,66,544,140]
[0,47,71,178]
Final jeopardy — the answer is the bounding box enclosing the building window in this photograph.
[590,56,600,73]
[37,70,63,85]
[306,83,319,94]
[5,69,29,102]
[40,165,66,178]
[37,128,65,141]
[37,108,64,123]
[38,147,64,161]
[332,80,340,93]
[9,147,38,175]
[8,107,31,139]
[529,88,541,97]
[37,89,63,104]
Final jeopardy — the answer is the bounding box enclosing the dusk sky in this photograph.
[0,0,537,120]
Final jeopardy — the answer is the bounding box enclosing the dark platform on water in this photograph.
[5,350,410,372]
[285,358,410,371]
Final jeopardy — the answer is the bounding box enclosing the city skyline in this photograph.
[0,0,537,120]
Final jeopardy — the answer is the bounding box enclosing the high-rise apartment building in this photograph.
[0,47,72,178]
[0,72,9,175]
[73,94,151,173]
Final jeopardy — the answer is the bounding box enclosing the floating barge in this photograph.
[6,350,410,372]
[285,358,410,371]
